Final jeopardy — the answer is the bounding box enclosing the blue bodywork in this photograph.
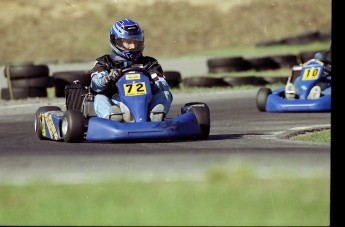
[40,110,64,140]
[265,87,331,112]
[264,59,331,112]
[38,69,204,142]
[85,112,200,141]
[39,110,200,141]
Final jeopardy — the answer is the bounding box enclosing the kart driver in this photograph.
[90,19,172,122]
[285,49,331,99]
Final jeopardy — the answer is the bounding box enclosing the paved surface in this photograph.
[0,89,330,185]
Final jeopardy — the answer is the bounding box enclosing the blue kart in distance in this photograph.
[256,58,331,112]
[34,67,211,143]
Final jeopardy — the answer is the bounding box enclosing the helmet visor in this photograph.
[115,38,144,52]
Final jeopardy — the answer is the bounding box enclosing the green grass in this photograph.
[0,166,330,226]
[291,129,330,143]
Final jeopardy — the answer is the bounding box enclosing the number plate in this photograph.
[123,82,147,96]
[301,66,322,81]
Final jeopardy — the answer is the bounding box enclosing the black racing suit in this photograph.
[90,54,164,98]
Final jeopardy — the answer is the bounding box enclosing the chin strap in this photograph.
[110,51,133,68]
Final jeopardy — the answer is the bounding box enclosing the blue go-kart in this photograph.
[34,67,210,143]
[256,58,331,112]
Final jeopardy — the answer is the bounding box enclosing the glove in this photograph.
[150,73,160,81]
[104,69,121,84]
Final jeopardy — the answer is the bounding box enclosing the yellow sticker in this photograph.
[41,114,46,137]
[44,113,59,140]
[126,74,141,80]
[123,82,147,96]
[301,67,322,81]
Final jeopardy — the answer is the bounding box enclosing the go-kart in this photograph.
[256,58,331,112]
[34,67,211,143]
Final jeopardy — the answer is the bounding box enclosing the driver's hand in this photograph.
[104,69,121,83]
[151,73,159,81]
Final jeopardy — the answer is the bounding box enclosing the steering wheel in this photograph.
[121,67,155,85]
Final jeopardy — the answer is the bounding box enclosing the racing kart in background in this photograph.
[34,67,210,143]
[256,58,331,112]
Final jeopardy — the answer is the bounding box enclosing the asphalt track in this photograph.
[0,89,330,184]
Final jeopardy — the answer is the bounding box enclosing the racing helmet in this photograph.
[110,19,144,61]
[314,52,325,62]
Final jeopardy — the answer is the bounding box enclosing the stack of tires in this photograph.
[164,71,182,89]
[207,56,252,73]
[1,64,52,100]
[52,70,91,97]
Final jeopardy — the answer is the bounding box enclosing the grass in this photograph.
[0,0,331,64]
[291,129,331,143]
[0,166,330,226]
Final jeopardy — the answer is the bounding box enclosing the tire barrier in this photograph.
[263,76,288,85]
[164,70,182,88]
[182,76,281,88]
[183,77,229,88]
[1,43,329,100]
[223,76,268,87]
[52,70,91,97]
[10,77,53,88]
[3,63,49,79]
[1,87,47,100]
[280,31,321,45]
[298,50,327,64]
[2,64,49,100]
[206,50,327,79]
[270,54,299,69]
[207,54,300,74]
[244,56,280,71]
[255,30,331,47]
[207,56,252,73]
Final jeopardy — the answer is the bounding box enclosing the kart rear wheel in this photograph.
[256,87,271,112]
[182,102,210,140]
[61,110,85,143]
[34,106,62,140]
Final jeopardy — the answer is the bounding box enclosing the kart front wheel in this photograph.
[61,110,85,143]
[34,106,61,140]
[256,87,271,112]
[182,102,211,140]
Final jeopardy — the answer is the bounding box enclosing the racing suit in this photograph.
[90,53,173,119]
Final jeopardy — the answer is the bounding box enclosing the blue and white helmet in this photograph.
[110,19,144,61]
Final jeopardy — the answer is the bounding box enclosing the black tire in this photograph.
[256,87,272,112]
[34,106,62,140]
[270,54,299,69]
[182,77,229,88]
[10,77,51,88]
[61,110,85,143]
[298,49,327,63]
[164,71,181,88]
[244,56,280,71]
[52,71,91,97]
[4,64,49,79]
[280,31,320,45]
[263,76,288,84]
[223,76,258,86]
[182,102,210,140]
[255,40,281,47]
[207,56,252,73]
[317,30,331,42]
[1,87,47,100]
